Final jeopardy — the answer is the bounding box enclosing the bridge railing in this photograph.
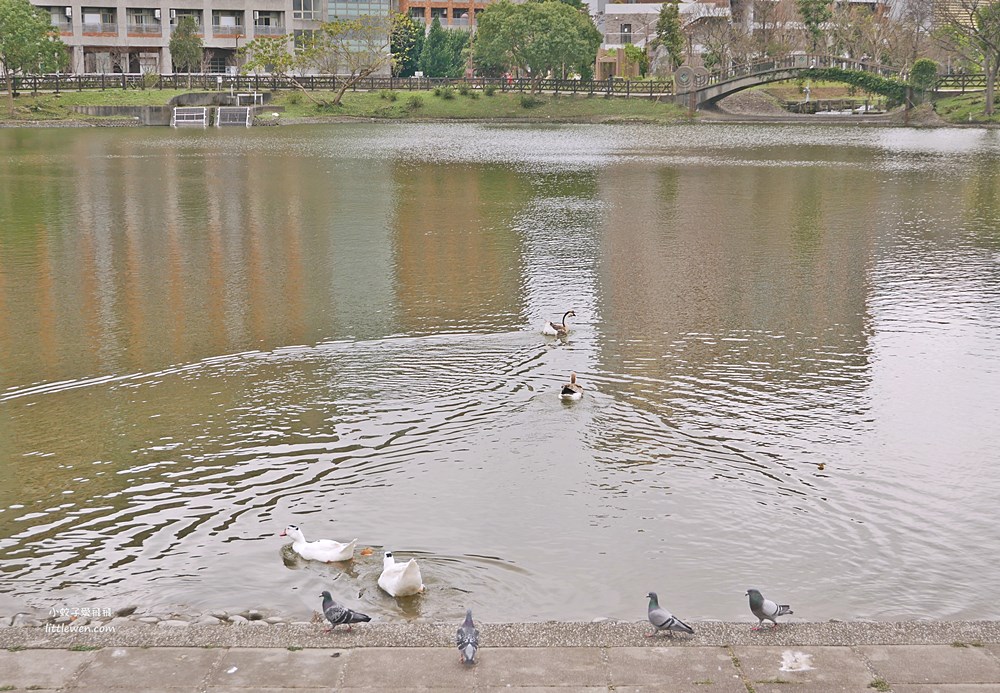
[703,54,902,89]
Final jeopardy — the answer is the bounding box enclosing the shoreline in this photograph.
[3,619,1000,649]
[0,103,984,129]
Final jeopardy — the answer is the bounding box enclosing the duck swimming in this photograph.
[377,551,425,597]
[280,525,357,563]
[542,310,576,337]
[560,372,584,401]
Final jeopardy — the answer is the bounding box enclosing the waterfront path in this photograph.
[2,621,1000,692]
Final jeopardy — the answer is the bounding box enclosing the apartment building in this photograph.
[30,0,392,73]
[396,0,488,29]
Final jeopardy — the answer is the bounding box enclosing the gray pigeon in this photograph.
[320,591,371,632]
[746,588,792,630]
[456,608,480,664]
[645,592,695,637]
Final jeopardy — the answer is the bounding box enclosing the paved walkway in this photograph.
[3,622,1000,692]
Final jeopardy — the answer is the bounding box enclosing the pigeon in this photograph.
[320,591,371,632]
[456,608,480,664]
[746,588,792,630]
[645,592,695,637]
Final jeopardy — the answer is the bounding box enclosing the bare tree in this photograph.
[684,6,741,70]
[108,41,131,73]
[935,0,1000,114]
[749,0,802,58]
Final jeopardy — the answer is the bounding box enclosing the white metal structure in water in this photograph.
[216,107,252,128]
[237,92,264,107]
[171,107,208,128]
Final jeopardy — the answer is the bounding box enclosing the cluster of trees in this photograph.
[3,0,1000,115]
[391,15,468,78]
[240,0,601,103]
[0,0,67,113]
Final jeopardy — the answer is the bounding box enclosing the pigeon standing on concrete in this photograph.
[645,592,695,637]
[746,588,792,630]
[456,608,480,664]
[320,591,371,632]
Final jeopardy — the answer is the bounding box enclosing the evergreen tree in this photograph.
[796,0,832,52]
[419,17,451,77]
[654,2,685,71]
[169,15,203,83]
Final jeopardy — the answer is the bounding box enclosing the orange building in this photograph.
[398,0,490,29]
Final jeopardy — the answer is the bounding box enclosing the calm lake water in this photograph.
[1,123,999,625]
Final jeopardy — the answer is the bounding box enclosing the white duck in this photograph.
[542,310,576,337]
[377,551,424,597]
[279,524,357,563]
[560,372,584,401]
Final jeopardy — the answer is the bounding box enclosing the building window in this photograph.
[293,0,318,20]
[621,23,632,44]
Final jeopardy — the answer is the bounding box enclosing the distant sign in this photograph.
[414,71,424,78]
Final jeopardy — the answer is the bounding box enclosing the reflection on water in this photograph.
[1,124,999,623]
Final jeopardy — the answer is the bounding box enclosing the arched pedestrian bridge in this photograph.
[674,54,903,109]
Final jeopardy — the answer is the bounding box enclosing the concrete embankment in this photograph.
[2,621,1000,691]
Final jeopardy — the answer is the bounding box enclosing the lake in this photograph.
[1,122,999,624]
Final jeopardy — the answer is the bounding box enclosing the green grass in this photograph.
[0,685,16,691]
[287,645,303,651]
[869,676,891,691]
[290,88,686,122]
[1,89,190,121]
[2,87,687,124]
[68,644,101,651]
[932,92,1000,124]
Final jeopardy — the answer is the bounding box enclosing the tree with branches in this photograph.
[390,12,423,77]
[795,0,831,52]
[936,0,1000,115]
[169,15,203,86]
[0,0,68,115]
[241,14,395,107]
[653,1,685,71]
[474,0,601,91]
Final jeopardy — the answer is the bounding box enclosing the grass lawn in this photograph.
[932,92,1000,125]
[0,86,688,124]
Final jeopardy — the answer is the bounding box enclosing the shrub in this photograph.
[458,84,469,96]
[520,94,543,108]
[439,86,455,99]
[406,94,424,110]
[484,84,496,96]
[467,90,479,100]
[378,89,398,101]
[910,59,939,93]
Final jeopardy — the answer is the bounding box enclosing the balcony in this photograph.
[51,20,73,34]
[252,24,286,36]
[82,22,118,35]
[127,23,162,36]
[170,22,204,36]
[212,24,245,37]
